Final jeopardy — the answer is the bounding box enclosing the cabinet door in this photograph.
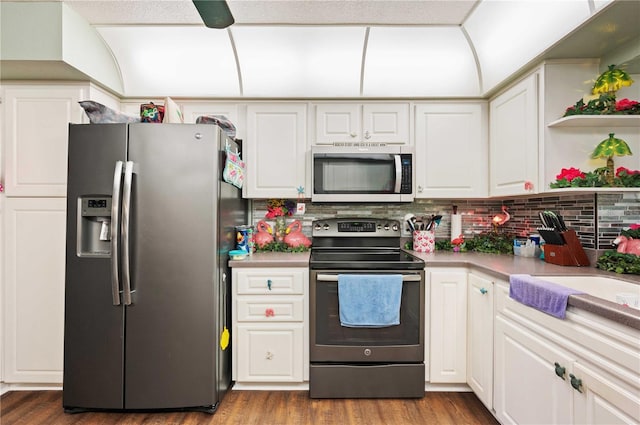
[494,315,574,425]
[489,74,539,196]
[236,324,304,382]
[245,104,307,198]
[429,269,467,383]
[362,103,410,144]
[313,103,360,144]
[3,85,86,196]
[572,362,640,425]
[467,273,494,410]
[415,103,487,198]
[3,198,66,383]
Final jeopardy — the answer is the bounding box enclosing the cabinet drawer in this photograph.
[236,297,304,322]
[235,268,306,295]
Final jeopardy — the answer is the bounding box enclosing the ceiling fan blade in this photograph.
[193,0,235,29]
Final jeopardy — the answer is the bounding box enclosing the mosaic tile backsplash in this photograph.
[250,192,640,252]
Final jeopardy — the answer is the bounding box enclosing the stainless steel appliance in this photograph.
[63,123,246,413]
[311,144,414,202]
[309,218,425,398]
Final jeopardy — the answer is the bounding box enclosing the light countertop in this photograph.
[229,250,640,329]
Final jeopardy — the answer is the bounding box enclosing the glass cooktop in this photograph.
[309,249,425,270]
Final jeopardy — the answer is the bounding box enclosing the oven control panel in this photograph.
[312,218,400,237]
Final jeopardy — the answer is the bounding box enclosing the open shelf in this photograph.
[548,115,640,128]
[545,187,640,194]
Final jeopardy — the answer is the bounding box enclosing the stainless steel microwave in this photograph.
[311,144,414,202]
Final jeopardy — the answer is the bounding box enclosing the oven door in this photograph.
[310,270,425,363]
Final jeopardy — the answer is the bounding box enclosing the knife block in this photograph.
[543,230,590,267]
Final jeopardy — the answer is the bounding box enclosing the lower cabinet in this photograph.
[467,272,494,410]
[572,361,640,424]
[494,281,640,425]
[231,267,308,384]
[494,315,574,424]
[236,324,304,382]
[3,197,67,383]
[428,269,467,383]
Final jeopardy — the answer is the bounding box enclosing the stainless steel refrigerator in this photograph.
[63,123,246,413]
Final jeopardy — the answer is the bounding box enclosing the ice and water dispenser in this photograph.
[77,196,112,257]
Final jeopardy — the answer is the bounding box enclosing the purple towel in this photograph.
[509,274,584,319]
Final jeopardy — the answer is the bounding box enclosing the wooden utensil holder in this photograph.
[543,230,590,267]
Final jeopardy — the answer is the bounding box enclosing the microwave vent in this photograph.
[332,142,388,147]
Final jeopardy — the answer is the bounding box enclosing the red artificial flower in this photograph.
[630,224,640,230]
[615,98,639,111]
[556,167,585,182]
[265,206,285,219]
[615,166,640,177]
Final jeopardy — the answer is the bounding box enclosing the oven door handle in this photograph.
[315,274,422,282]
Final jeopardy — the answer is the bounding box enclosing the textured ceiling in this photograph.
[13,0,480,26]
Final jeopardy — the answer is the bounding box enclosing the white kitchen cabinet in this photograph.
[572,361,640,424]
[494,315,575,425]
[414,103,487,198]
[466,271,494,410]
[428,268,467,383]
[244,103,308,199]
[489,73,539,197]
[2,84,86,197]
[313,103,410,145]
[3,197,66,383]
[232,267,308,384]
[494,280,640,425]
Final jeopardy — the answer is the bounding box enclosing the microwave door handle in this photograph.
[394,154,402,193]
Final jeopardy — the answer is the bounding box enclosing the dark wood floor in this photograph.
[1,390,499,424]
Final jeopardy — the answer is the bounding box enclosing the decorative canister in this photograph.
[413,230,435,253]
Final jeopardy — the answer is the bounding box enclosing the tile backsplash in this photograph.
[250,192,639,251]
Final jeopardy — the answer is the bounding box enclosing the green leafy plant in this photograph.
[436,232,514,255]
[596,251,640,275]
[256,241,309,253]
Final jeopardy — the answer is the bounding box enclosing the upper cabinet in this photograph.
[244,103,308,199]
[488,60,623,197]
[489,73,539,197]
[312,103,410,145]
[2,84,88,197]
[415,102,488,198]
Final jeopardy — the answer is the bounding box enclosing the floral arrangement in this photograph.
[550,166,640,188]
[265,199,296,218]
[562,64,639,117]
[563,96,640,116]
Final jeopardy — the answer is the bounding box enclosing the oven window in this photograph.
[314,279,421,346]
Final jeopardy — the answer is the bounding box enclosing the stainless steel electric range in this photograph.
[309,218,425,398]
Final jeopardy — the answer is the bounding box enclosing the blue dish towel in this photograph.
[509,274,584,319]
[338,274,403,327]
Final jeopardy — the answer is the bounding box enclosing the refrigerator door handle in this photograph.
[122,161,134,306]
[110,161,124,306]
